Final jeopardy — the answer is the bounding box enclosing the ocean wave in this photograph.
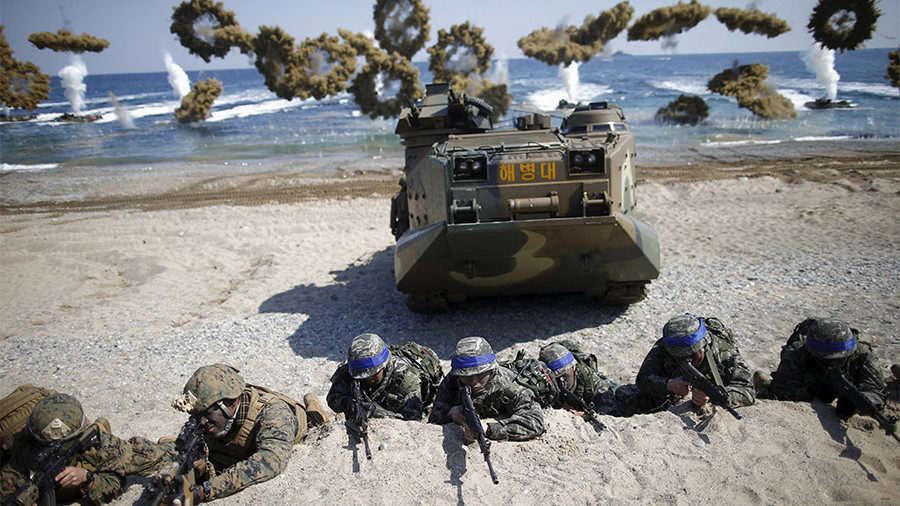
[653,79,708,96]
[207,98,304,122]
[1,163,59,172]
[838,82,898,97]
[780,89,817,109]
[702,139,783,147]
[792,135,853,142]
[525,83,613,111]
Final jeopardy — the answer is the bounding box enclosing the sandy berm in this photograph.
[0,154,898,503]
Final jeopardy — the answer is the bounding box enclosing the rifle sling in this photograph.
[704,343,726,391]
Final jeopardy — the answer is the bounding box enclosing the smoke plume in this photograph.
[164,52,191,99]
[108,91,135,129]
[58,55,88,114]
[802,42,839,100]
[558,62,580,102]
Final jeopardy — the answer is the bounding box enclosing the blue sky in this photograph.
[2,0,897,75]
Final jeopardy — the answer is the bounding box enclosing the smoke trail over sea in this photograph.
[164,52,191,99]
[802,42,840,100]
[559,62,580,101]
[58,56,88,114]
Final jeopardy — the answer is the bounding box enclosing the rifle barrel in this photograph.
[462,385,499,484]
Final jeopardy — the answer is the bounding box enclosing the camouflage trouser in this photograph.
[592,384,664,418]
[124,437,177,476]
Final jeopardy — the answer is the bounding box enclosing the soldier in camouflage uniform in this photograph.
[158,364,330,503]
[327,333,432,420]
[636,315,756,413]
[429,337,545,441]
[1,394,166,505]
[757,318,887,419]
[539,343,655,417]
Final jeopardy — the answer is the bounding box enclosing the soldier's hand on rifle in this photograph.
[55,466,92,489]
[448,405,467,426]
[461,421,489,443]
[691,388,710,407]
[562,403,585,417]
[667,377,691,396]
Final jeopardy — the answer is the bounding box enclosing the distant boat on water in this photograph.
[805,98,855,109]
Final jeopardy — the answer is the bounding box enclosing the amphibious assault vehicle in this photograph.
[390,83,660,313]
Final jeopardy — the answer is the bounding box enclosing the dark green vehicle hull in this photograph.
[395,212,660,300]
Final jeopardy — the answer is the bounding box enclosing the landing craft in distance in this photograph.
[804,98,855,109]
[390,83,661,313]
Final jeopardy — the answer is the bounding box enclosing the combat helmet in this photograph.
[805,318,856,360]
[450,336,497,376]
[348,333,390,379]
[663,314,708,358]
[28,394,87,444]
[539,343,576,379]
[178,364,246,414]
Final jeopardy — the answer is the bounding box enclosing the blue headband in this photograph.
[664,317,707,348]
[451,353,496,370]
[807,337,856,353]
[547,352,575,371]
[349,345,389,372]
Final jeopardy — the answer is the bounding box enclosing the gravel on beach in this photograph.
[1,153,898,503]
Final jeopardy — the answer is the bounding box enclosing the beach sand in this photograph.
[1,152,898,504]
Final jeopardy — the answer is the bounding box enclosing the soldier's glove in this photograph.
[807,382,837,403]
[191,481,211,503]
[835,395,859,419]
[10,484,38,506]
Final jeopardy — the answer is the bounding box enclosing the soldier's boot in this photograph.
[303,393,330,427]
[752,371,771,391]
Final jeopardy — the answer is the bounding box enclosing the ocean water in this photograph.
[1,48,897,174]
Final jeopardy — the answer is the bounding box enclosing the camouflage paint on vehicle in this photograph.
[391,83,660,312]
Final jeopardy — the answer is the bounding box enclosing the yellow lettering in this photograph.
[499,164,515,182]
[521,162,535,181]
[540,161,556,180]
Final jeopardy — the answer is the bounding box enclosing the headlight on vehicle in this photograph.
[568,149,604,174]
[453,155,488,181]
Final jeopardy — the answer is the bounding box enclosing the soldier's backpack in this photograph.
[1,384,58,462]
[500,354,559,408]
[389,342,444,406]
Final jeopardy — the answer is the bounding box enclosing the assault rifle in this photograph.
[461,385,498,484]
[351,379,372,460]
[827,367,900,443]
[8,419,106,506]
[679,359,742,420]
[557,379,606,431]
[146,415,205,506]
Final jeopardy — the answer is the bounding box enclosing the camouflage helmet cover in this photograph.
[348,333,390,379]
[662,314,708,358]
[805,318,856,360]
[181,364,246,414]
[450,336,498,376]
[28,394,87,443]
[539,343,576,379]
